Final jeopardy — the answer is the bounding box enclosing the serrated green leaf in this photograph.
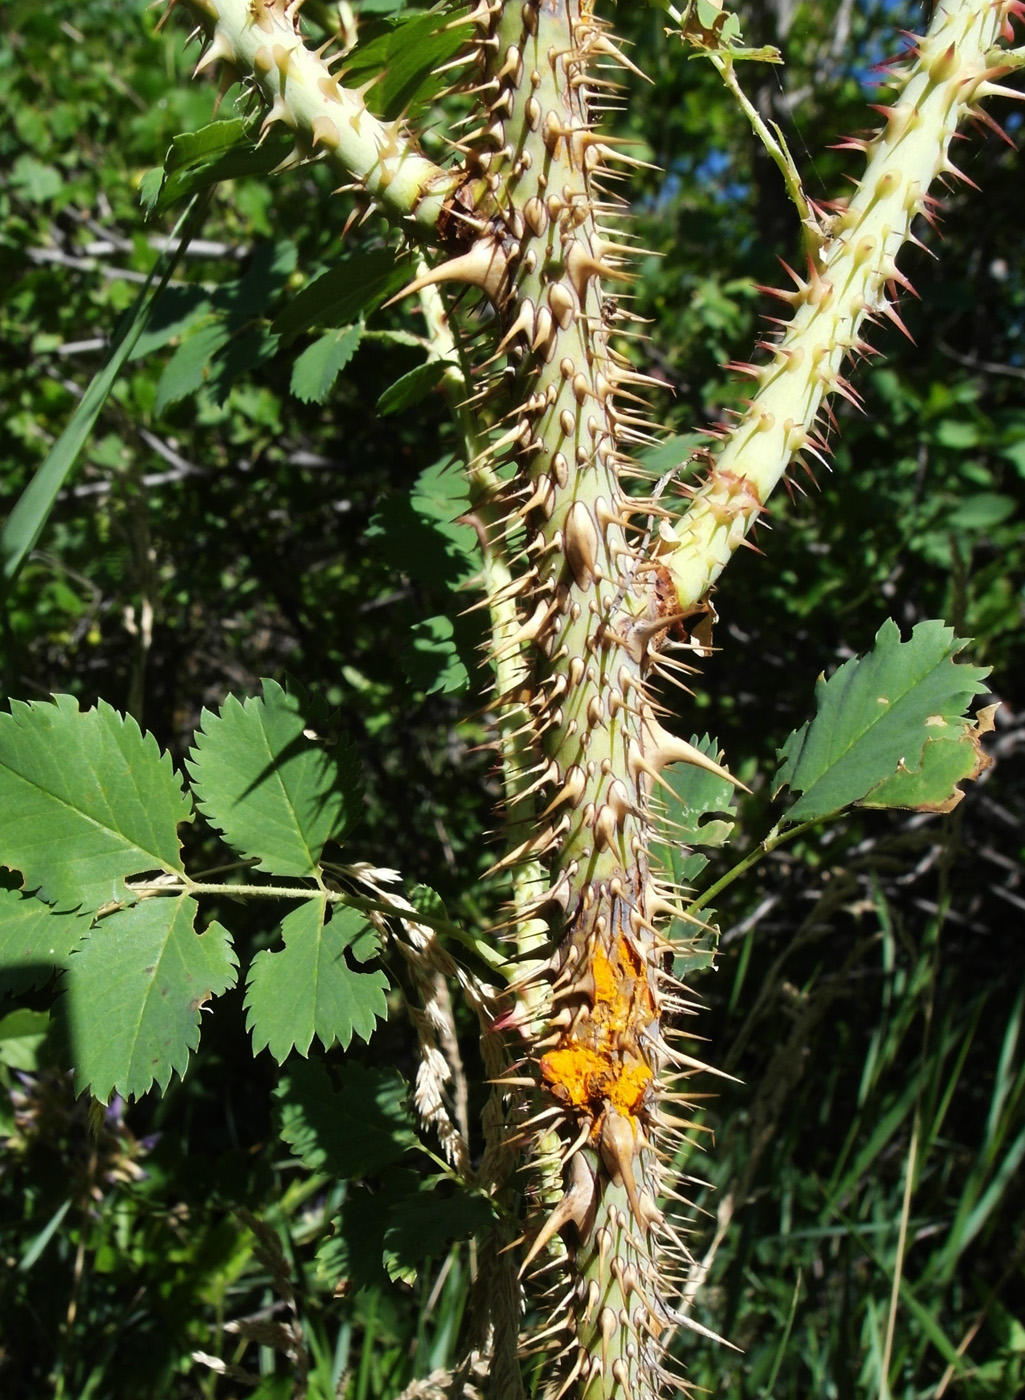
[317,1167,418,1295]
[155,320,232,414]
[651,736,732,969]
[403,615,471,696]
[0,887,91,995]
[317,1169,492,1293]
[655,734,738,890]
[673,919,720,979]
[163,119,250,174]
[410,884,446,923]
[290,324,363,404]
[57,897,236,1102]
[154,244,294,411]
[376,360,445,416]
[137,166,165,215]
[775,620,991,823]
[272,250,404,343]
[0,1008,51,1071]
[0,696,190,915]
[383,1184,494,1284]
[339,12,474,123]
[367,458,478,591]
[277,1060,416,1177]
[187,679,361,875]
[245,901,388,1061]
[144,119,293,215]
[861,703,997,813]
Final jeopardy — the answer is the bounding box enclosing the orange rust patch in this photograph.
[539,934,656,1125]
[540,1045,652,1119]
[591,935,655,1038]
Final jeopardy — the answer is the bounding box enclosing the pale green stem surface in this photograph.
[415,275,551,979]
[175,0,467,237]
[662,0,1018,611]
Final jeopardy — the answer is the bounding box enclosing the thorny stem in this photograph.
[660,0,1022,612]
[415,274,551,975]
[170,0,475,241]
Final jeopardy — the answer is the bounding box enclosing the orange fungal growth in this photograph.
[540,934,656,1148]
[540,1043,652,1121]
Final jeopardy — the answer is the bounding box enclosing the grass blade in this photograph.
[0,193,209,588]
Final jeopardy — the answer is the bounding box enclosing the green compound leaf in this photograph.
[272,249,405,344]
[382,1183,494,1285]
[341,11,476,123]
[316,1167,416,1295]
[376,360,446,416]
[276,1059,416,1177]
[316,1170,494,1295]
[402,615,472,697]
[245,900,389,1062]
[187,679,362,876]
[657,734,738,887]
[290,324,364,404]
[367,457,479,592]
[154,242,295,412]
[654,734,737,974]
[0,887,91,996]
[155,319,232,413]
[142,118,293,216]
[775,619,992,823]
[0,695,191,915]
[57,897,236,1103]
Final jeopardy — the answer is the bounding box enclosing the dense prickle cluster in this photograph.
[165,0,472,238]
[413,5,737,1396]
[663,0,1025,611]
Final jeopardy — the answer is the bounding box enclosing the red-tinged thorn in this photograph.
[489,1006,524,1034]
[797,459,820,489]
[879,301,916,342]
[971,106,1017,148]
[832,375,864,411]
[754,282,799,306]
[887,266,920,300]
[777,257,808,291]
[944,163,982,193]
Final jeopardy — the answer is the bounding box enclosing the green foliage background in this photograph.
[1,0,1023,1396]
